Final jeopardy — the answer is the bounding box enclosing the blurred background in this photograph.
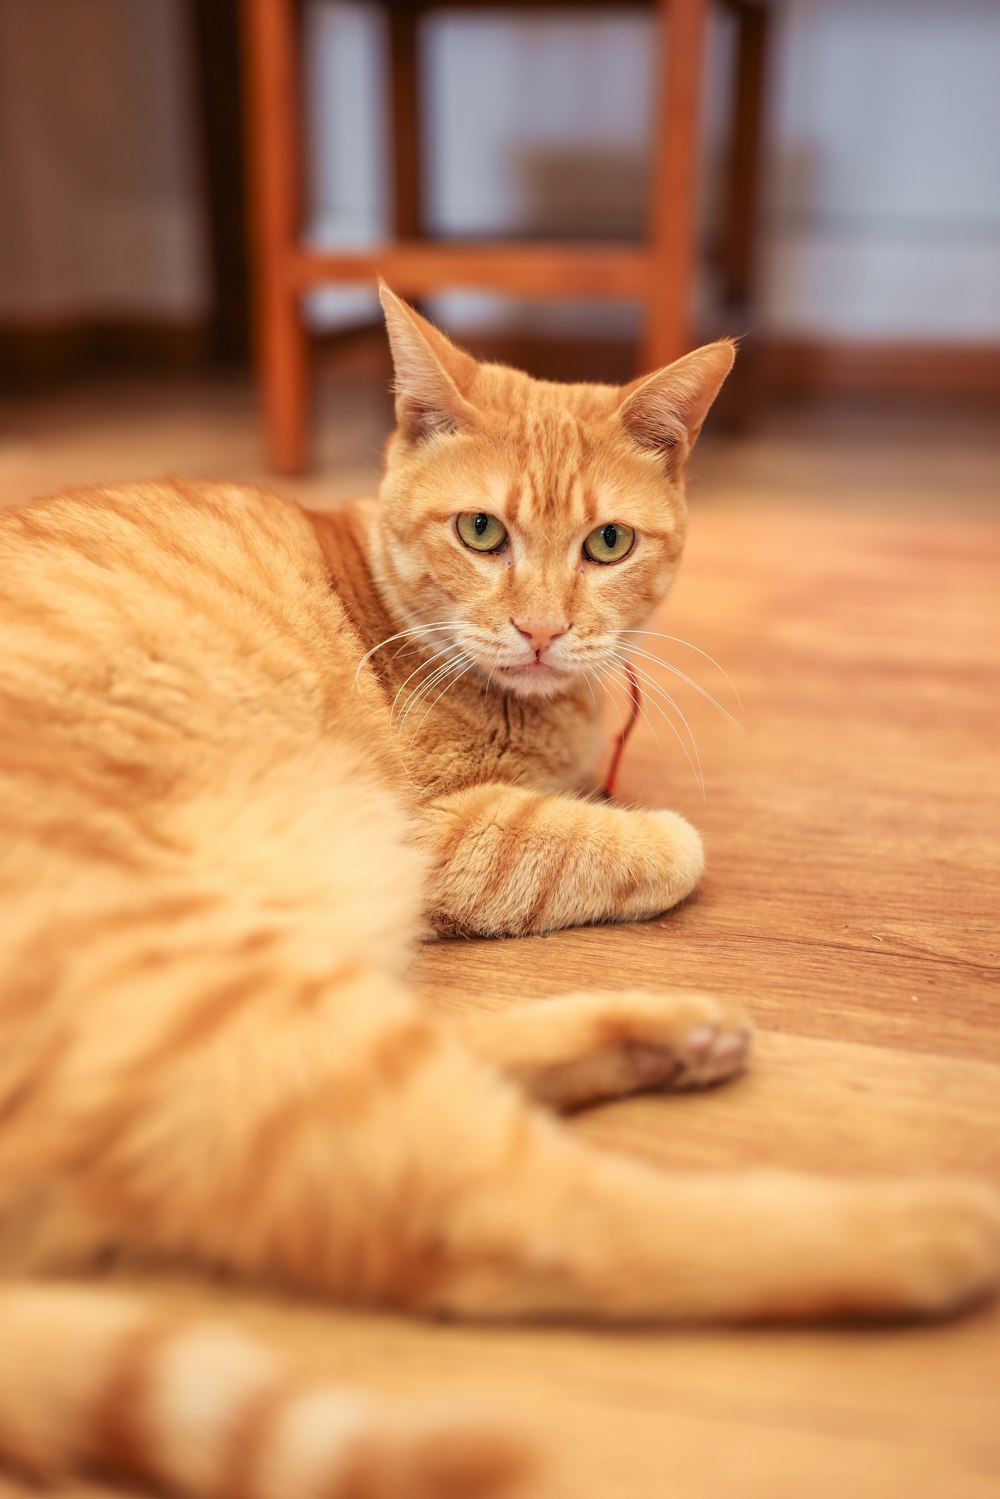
[1,0,998,511]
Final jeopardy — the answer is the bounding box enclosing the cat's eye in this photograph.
[583,523,635,565]
[456,512,508,553]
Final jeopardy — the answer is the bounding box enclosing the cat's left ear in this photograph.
[379,282,478,443]
[617,340,736,471]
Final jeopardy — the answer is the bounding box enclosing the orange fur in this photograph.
[0,289,996,1498]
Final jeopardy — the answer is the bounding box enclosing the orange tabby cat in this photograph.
[0,286,996,1499]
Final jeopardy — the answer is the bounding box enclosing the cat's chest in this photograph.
[400,687,604,800]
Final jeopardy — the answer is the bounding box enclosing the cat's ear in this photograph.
[379,282,478,443]
[617,340,736,470]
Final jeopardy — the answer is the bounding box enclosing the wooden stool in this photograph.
[243,0,770,473]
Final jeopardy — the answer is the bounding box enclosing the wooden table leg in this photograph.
[643,0,710,373]
[243,0,309,474]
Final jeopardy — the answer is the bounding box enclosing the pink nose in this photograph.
[513,619,569,655]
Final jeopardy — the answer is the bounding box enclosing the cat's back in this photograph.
[0,476,418,983]
[0,476,329,656]
[0,475,356,719]
[0,476,400,841]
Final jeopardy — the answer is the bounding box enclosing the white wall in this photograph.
[765,0,1000,339]
[305,0,1000,343]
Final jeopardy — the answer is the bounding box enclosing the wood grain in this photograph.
[1,387,998,1497]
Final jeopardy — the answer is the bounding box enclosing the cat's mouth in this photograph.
[496,658,567,678]
[490,658,577,697]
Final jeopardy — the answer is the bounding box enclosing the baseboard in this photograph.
[760,339,1000,402]
[317,325,1000,406]
[0,319,211,392]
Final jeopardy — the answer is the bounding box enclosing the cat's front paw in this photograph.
[639,809,705,914]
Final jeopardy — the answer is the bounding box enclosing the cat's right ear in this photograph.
[379,282,478,443]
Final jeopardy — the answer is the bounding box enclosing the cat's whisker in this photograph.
[390,641,463,723]
[397,650,469,732]
[393,659,460,732]
[610,653,705,800]
[617,630,744,715]
[616,655,704,777]
[386,637,466,671]
[406,654,473,735]
[582,671,599,715]
[413,657,477,734]
[587,665,662,766]
[604,662,666,757]
[621,644,744,735]
[398,656,462,726]
[354,622,463,687]
[483,648,505,703]
[577,664,665,801]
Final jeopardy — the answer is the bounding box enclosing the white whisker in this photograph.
[404,653,473,735]
[620,644,744,734]
[600,664,657,752]
[610,652,705,799]
[607,663,664,754]
[582,671,599,715]
[483,645,505,703]
[414,657,477,734]
[617,630,743,714]
[354,622,463,687]
[397,646,476,733]
[391,641,461,723]
[397,652,465,731]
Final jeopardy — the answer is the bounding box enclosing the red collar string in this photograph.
[601,661,641,800]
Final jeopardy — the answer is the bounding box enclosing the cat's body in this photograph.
[0,291,996,1499]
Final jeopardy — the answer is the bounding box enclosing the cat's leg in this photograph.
[418,783,704,936]
[422,1122,1000,1325]
[31,961,996,1328]
[459,989,752,1109]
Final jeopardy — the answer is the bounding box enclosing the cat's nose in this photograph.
[513,619,569,655]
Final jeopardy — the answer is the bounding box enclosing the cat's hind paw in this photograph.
[462,989,752,1110]
[590,989,753,1098]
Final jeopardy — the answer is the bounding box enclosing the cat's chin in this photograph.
[488,663,579,701]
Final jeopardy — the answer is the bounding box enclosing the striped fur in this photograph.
[0,292,997,1498]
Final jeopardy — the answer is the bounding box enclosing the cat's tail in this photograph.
[0,1282,534,1498]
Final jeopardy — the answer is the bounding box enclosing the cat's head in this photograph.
[375,285,734,701]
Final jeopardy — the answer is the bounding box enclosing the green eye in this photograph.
[456,512,508,553]
[583,522,635,564]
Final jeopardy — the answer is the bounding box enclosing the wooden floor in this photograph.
[1,361,999,1498]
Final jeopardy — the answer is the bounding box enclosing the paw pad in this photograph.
[674,1021,752,1087]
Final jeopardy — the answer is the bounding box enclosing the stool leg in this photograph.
[643,0,710,373]
[244,0,309,474]
[720,0,771,429]
[721,0,770,310]
[389,5,423,239]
